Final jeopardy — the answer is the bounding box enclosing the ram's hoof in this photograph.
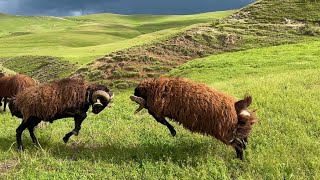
[170,130,176,137]
[63,137,69,143]
[72,130,78,136]
[17,145,23,151]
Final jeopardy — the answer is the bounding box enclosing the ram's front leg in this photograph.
[63,113,87,143]
[3,97,7,111]
[149,111,176,137]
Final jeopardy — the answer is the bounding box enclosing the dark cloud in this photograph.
[0,0,255,16]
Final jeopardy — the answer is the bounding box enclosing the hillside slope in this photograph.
[81,0,320,88]
[0,11,233,64]
[0,11,234,82]
[0,56,76,82]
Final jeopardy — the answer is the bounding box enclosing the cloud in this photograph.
[0,0,255,16]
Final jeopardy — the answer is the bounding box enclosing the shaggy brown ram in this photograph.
[130,77,257,160]
[9,78,113,150]
[0,73,36,111]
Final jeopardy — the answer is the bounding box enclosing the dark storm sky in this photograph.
[0,0,256,16]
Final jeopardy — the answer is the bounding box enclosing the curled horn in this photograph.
[130,96,146,114]
[92,90,112,107]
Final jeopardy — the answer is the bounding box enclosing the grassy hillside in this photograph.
[0,56,76,82]
[0,11,234,65]
[81,0,320,88]
[0,41,319,179]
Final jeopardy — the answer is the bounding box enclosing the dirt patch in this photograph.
[0,158,19,174]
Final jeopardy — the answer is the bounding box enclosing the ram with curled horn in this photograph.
[9,78,113,150]
[131,77,257,160]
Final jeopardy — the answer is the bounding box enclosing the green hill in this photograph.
[0,11,233,81]
[0,56,76,82]
[80,0,320,88]
[0,11,233,64]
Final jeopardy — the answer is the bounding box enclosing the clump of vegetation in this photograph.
[299,24,320,36]
[0,56,76,82]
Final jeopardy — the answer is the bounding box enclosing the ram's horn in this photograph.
[92,90,112,107]
[240,110,251,117]
[130,96,146,114]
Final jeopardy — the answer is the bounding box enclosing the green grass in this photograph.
[1,41,319,179]
[239,0,320,24]
[0,11,234,65]
[0,56,76,82]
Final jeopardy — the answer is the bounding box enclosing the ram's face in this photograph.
[91,85,114,114]
[134,86,147,99]
[130,85,148,114]
[235,96,257,124]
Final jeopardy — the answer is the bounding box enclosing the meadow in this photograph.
[0,40,319,179]
[1,0,320,178]
[0,11,234,65]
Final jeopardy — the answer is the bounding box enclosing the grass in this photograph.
[0,41,320,179]
[0,11,234,65]
[0,56,76,82]
[238,0,320,24]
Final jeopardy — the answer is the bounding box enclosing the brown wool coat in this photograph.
[137,77,255,145]
[15,78,90,121]
[0,74,36,98]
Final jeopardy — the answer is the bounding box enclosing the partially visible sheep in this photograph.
[0,73,36,111]
[130,77,257,160]
[0,73,10,110]
[9,78,113,150]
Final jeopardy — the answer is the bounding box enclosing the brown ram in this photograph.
[9,78,113,150]
[130,77,257,160]
[0,73,36,111]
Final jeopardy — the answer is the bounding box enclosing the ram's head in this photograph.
[130,96,146,114]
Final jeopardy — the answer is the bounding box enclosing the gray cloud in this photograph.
[0,0,255,16]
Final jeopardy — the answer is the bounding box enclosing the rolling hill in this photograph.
[79,0,320,88]
[0,10,234,82]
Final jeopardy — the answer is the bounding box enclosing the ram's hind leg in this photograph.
[3,97,7,112]
[27,118,41,145]
[149,111,176,137]
[16,120,29,151]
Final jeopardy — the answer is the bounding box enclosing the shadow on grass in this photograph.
[0,134,225,166]
[52,138,221,166]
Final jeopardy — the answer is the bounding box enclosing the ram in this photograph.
[9,78,113,150]
[0,73,36,111]
[130,77,257,160]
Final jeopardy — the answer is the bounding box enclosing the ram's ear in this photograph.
[235,96,252,114]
